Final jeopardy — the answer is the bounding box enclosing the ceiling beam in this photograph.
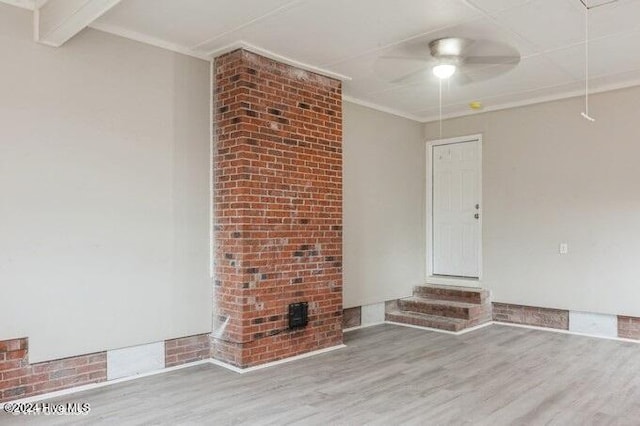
[35,0,121,47]
[0,0,36,10]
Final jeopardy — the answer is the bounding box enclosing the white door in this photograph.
[432,140,480,278]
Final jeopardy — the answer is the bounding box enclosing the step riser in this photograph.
[385,312,464,332]
[398,299,483,320]
[413,287,488,304]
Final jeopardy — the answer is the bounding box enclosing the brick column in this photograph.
[212,49,343,368]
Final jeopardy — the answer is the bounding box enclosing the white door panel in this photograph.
[432,140,480,278]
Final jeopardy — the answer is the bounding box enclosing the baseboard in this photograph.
[343,321,386,333]
[209,344,347,374]
[493,321,640,344]
[5,359,212,404]
[384,320,493,336]
[8,322,639,405]
[5,344,348,404]
[384,319,640,344]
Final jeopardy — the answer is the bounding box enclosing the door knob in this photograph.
[474,213,480,219]
[475,204,480,210]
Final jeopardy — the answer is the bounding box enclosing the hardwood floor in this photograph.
[4,323,640,425]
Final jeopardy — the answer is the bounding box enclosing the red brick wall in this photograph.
[493,303,569,330]
[164,334,211,368]
[0,337,106,402]
[213,49,343,367]
[618,316,640,340]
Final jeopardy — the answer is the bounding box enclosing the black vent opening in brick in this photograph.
[288,302,309,329]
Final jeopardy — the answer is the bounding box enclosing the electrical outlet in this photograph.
[559,243,568,255]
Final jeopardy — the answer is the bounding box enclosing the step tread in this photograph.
[400,296,484,309]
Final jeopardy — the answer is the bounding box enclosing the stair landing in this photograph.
[386,284,491,332]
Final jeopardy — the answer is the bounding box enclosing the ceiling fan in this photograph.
[374,37,521,85]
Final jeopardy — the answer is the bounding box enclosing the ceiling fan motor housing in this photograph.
[429,37,472,58]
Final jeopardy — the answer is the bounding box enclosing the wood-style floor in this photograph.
[4,323,640,425]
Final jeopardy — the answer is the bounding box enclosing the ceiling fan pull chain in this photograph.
[581,3,595,122]
[439,78,443,139]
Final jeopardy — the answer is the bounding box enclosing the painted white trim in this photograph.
[208,359,248,374]
[5,359,212,404]
[425,276,481,288]
[493,321,640,344]
[385,319,640,344]
[343,321,386,333]
[21,1,636,123]
[209,344,346,374]
[385,320,493,336]
[387,319,640,343]
[9,321,639,404]
[425,134,483,286]
[66,29,350,81]
[35,0,122,47]
[206,41,351,81]
[0,0,35,10]
[88,22,212,61]
[5,344,347,403]
[342,96,423,122]
[210,344,347,373]
[419,78,640,123]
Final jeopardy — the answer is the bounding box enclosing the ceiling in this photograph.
[10,0,640,121]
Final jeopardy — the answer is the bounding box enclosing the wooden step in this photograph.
[386,309,467,332]
[397,297,487,320]
[413,284,489,305]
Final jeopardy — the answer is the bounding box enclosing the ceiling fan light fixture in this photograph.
[432,64,456,79]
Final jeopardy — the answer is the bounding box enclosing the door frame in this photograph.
[425,134,483,287]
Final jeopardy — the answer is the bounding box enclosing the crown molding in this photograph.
[207,41,351,82]
[342,95,423,122]
[88,22,212,61]
[49,8,640,124]
[419,78,640,123]
[81,26,354,81]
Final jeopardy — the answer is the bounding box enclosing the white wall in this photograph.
[425,86,640,317]
[343,102,425,308]
[0,4,211,362]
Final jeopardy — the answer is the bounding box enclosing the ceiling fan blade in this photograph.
[378,55,431,62]
[452,69,473,86]
[464,55,520,65]
[389,67,430,84]
[459,39,476,55]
